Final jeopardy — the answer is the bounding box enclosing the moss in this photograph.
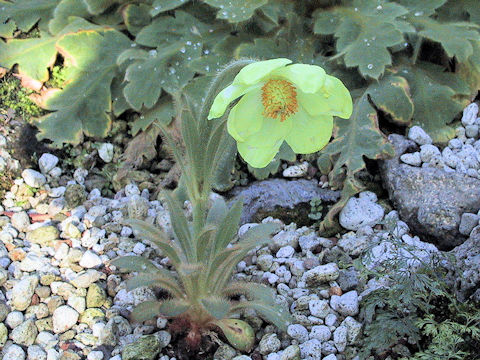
[0,73,43,120]
[45,65,67,88]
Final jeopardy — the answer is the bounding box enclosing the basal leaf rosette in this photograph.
[208,58,353,168]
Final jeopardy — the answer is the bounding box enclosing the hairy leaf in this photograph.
[230,301,291,332]
[35,29,131,145]
[123,3,151,36]
[131,301,163,322]
[110,255,160,273]
[212,199,243,254]
[48,0,90,35]
[396,0,447,17]
[82,0,115,15]
[206,197,228,226]
[125,272,184,297]
[158,298,190,317]
[202,0,268,23]
[223,281,276,305]
[313,1,409,79]
[201,296,231,319]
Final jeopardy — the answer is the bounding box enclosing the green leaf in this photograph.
[202,0,268,23]
[123,219,183,265]
[0,0,61,33]
[367,74,414,125]
[213,319,255,352]
[206,197,228,226]
[82,0,115,15]
[396,0,448,17]
[122,42,184,110]
[320,89,395,188]
[0,33,57,82]
[110,255,160,273]
[0,20,17,38]
[313,1,409,79]
[132,97,175,136]
[395,61,470,142]
[35,29,131,145]
[125,272,184,298]
[151,0,190,16]
[223,281,276,305]
[158,298,190,317]
[201,296,231,319]
[48,0,90,35]
[212,199,243,254]
[131,301,163,322]
[230,301,291,332]
[123,3,151,36]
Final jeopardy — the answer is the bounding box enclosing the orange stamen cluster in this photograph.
[261,79,298,122]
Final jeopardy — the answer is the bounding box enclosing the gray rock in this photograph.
[310,325,331,342]
[337,268,359,292]
[12,276,38,311]
[52,306,79,333]
[287,324,309,343]
[462,103,479,126]
[303,263,339,286]
[449,228,480,301]
[341,316,362,344]
[11,211,30,232]
[465,124,479,138]
[213,344,236,360]
[442,147,458,168]
[3,344,26,360]
[122,334,163,360]
[419,144,441,163]
[259,333,281,355]
[400,152,421,166]
[230,179,340,225]
[22,169,46,188]
[299,339,322,360]
[280,345,301,360]
[459,213,479,236]
[339,192,384,230]
[39,153,59,174]
[6,311,24,328]
[79,250,102,268]
[127,195,150,220]
[380,134,480,249]
[10,319,37,346]
[283,162,309,177]
[64,184,87,208]
[333,325,347,352]
[308,299,331,318]
[407,126,432,145]
[330,291,359,316]
[98,143,114,163]
[26,226,59,247]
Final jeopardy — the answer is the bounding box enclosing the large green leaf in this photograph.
[223,282,277,305]
[125,272,184,297]
[151,0,190,16]
[122,3,151,36]
[230,301,291,332]
[394,61,471,142]
[0,0,61,33]
[202,0,268,23]
[396,0,448,17]
[214,319,255,352]
[131,96,174,136]
[48,0,90,35]
[35,29,131,145]
[131,301,163,322]
[313,1,409,79]
[201,296,231,319]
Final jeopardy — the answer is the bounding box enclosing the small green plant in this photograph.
[308,198,324,221]
[355,220,480,359]
[0,73,42,120]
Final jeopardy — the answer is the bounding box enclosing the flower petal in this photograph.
[297,75,353,119]
[208,83,250,119]
[227,89,264,142]
[233,58,292,86]
[285,108,333,154]
[272,64,327,93]
[237,117,292,168]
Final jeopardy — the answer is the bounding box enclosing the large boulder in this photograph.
[380,135,480,250]
[229,179,340,225]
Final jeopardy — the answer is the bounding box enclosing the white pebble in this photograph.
[462,103,479,126]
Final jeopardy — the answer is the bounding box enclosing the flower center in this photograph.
[261,79,298,122]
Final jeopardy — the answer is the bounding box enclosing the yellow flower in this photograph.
[208,58,353,168]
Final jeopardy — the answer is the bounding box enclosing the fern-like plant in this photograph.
[111,61,292,352]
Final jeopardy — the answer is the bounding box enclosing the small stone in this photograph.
[70,269,103,288]
[341,316,362,344]
[11,211,30,232]
[27,345,47,360]
[330,291,359,316]
[280,345,301,360]
[86,284,106,308]
[466,124,479,138]
[12,276,38,311]
[299,339,322,360]
[333,325,347,352]
[287,324,309,343]
[213,344,236,360]
[39,154,59,174]
[52,306,79,333]
[87,351,104,360]
[64,185,87,209]
[310,325,331,342]
[22,169,46,188]
[133,242,146,255]
[449,138,463,149]
[154,330,171,348]
[0,302,8,322]
[308,300,331,318]
[26,226,59,247]
[79,308,105,326]
[257,254,274,271]
[462,103,479,126]
[122,334,162,360]
[276,245,295,258]
[10,319,38,346]
[303,263,339,286]
[283,162,309,177]
[0,323,7,346]
[79,250,102,268]
[259,333,281,355]
[459,213,479,235]
[419,144,441,163]
[36,331,58,349]
[407,126,432,145]
[442,147,458,168]
[127,195,149,220]
[323,355,337,360]
[3,344,26,360]
[339,192,384,230]
[6,311,24,328]
[98,143,114,163]
[400,152,421,166]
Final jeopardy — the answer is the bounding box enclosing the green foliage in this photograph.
[1,0,479,231]
[0,73,43,119]
[356,220,480,359]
